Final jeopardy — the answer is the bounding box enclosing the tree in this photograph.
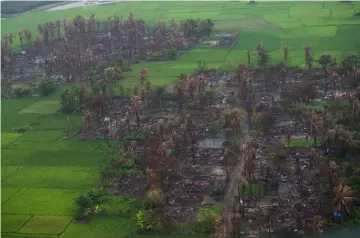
[341,129,360,151]
[37,77,56,96]
[18,31,23,47]
[333,183,358,220]
[346,168,360,194]
[328,161,341,189]
[304,45,313,71]
[299,80,318,104]
[104,66,121,88]
[60,85,87,113]
[281,45,290,63]
[268,143,290,196]
[83,108,92,131]
[131,96,142,130]
[342,54,358,73]
[310,215,325,234]
[198,19,214,37]
[140,68,149,87]
[247,49,251,65]
[255,109,276,134]
[309,148,320,171]
[285,124,292,147]
[256,43,270,68]
[244,147,256,196]
[318,54,336,71]
[61,88,80,113]
[311,110,333,145]
[221,107,247,138]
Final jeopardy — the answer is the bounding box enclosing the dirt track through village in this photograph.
[217,129,249,238]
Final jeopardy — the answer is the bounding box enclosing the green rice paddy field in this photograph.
[1,1,360,237]
[1,86,205,238]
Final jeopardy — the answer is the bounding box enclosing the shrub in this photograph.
[196,60,208,73]
[136,210,163,232]
[143,189,164,209]
[60,86,87,113]
[60,88,79,113]
[37,78,56,96]
[166,47,177,59]
[193,205,221,234]
[179,73,187,80]
[20,86,31,96]
[75,189,106,220]
[13,125,32,133]
[11,84,31,98]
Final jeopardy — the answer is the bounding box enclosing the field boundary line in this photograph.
[1,188,23,206]
[1,167,22,182]
[3,231,61,236]
[1,213,76,217]
[15,214,34,232]
[57,217,74,236]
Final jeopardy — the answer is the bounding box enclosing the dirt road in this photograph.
[216,125,249,238]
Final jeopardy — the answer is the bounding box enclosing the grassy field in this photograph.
[1,1,360,237]
[0,85,140,237]
[2,1,360,72]
[0,87,203,237]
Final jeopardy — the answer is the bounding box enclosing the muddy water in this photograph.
[46,1,115,12]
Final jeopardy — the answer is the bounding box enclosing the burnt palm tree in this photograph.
[145,81,152,108]
[104,66,121,88]
[318,54,335,75]
[340,129,360,153]
[281,45,290,63]
[256,42,264,57]
[131,96,142,130]
[247,49,252,66]
[310,215,326,234]
[83,108,92,131]
[139,68,148,87]
[56,20,61,39]
[158,119,165,142]
[244,147,256,196]
[328,161,341,189]
[18,31,23,47]
[304,44,313,71]
[285,124,292,147]
[309,148,320,171]
[268,143,290,196]
[7,33,13,45]
[23,29,32,43]
[221,107,247,138]
[333,183,358,221]
[313,110,333,145]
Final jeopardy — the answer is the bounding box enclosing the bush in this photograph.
[75,189,106,220]
[13,125,32,133]
[11,84,31,98]
[37,78,56,96]
[166,47,177,59]
[136,210,163,232]
[143,189,164,209]
[60,86,87,113]
[193,205,221,234]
